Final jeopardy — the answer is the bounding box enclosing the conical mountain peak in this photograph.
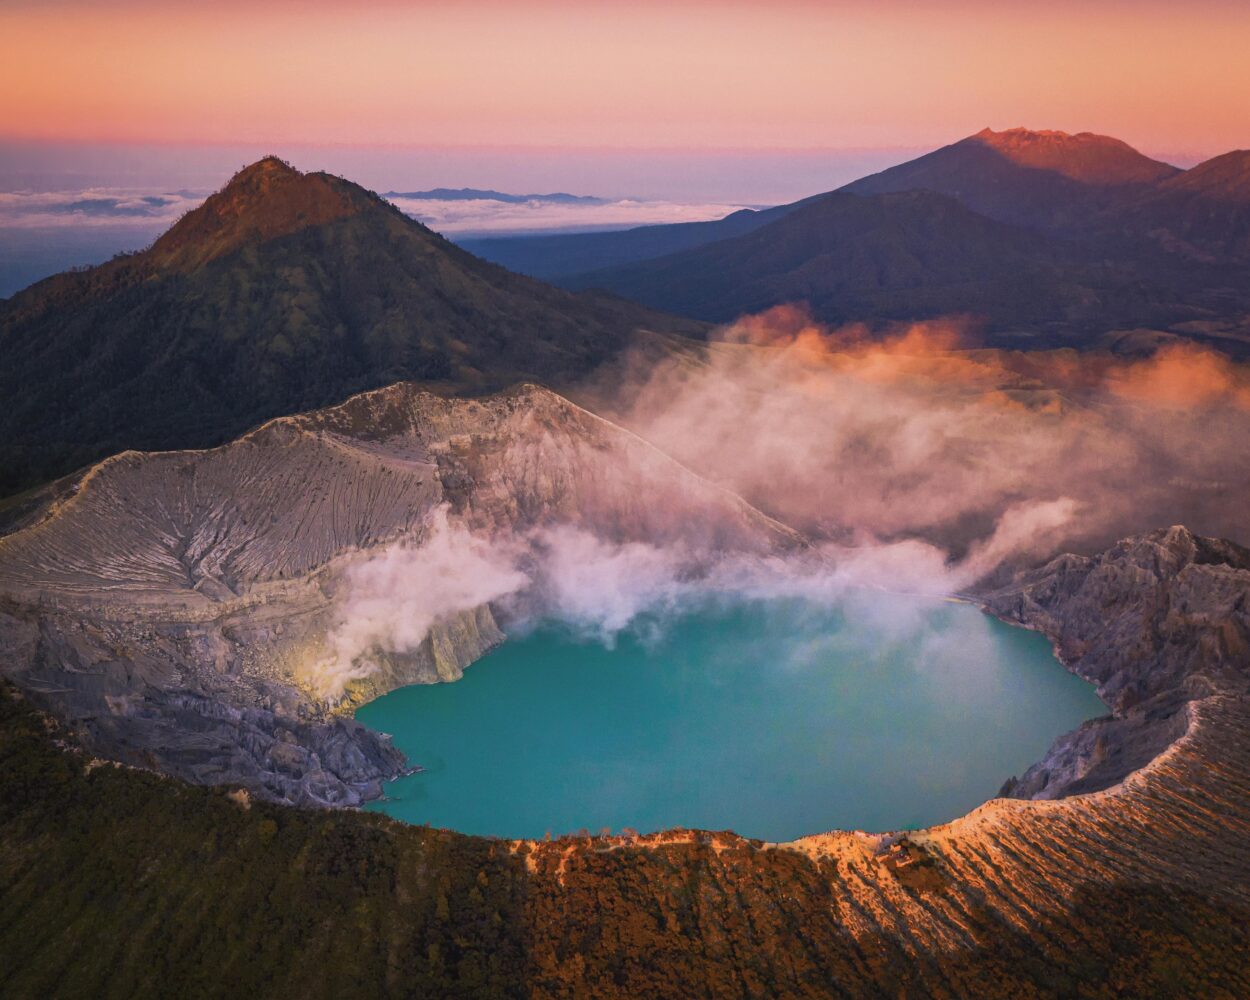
[229,155,301,182]
[147,156,374,271]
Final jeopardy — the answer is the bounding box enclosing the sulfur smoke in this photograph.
[315,307,1250,699]
[597,306,1250,554]
[314,499,1084,699]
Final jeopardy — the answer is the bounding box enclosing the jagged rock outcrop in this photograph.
[0,382,794,807]
[980,525,1250,798]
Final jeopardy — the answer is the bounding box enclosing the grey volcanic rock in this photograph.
[981,525,1250,799]
[0,602,409,807]
[0,382,794,806]
[4,370,1240,819]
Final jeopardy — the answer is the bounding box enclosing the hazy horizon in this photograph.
[5,0,1248,153]
[0,139,938,204]
[0,140,934,299]
[0,130,1224,298]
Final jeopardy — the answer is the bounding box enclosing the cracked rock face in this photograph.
[979,525,1250,799]
[2,373,1245,831]
[0,382,792,807]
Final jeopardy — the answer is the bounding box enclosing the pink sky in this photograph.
[2,0,1247,160]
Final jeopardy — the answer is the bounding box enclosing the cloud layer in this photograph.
[387,195,753,236]
[0,186,749,240]
[0,188,206,228]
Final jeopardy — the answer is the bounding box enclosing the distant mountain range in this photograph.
[6,131,1250,497]
[460,127,1189,278]
[387,187,607,205]
[464,128,1250,351]
[563,189,1094,328]
[0,158,702,496]
[841,127,1181,232]
[458,202,800,279]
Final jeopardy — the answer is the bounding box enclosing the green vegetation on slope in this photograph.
[0,682,529,1000]
[2,681,1248,999]
[565,188,1249,343]
[0,158,702,497]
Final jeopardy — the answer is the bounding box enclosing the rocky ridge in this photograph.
[0,381,793,807]
[511,526,1250,993]
[980,525,1250,798]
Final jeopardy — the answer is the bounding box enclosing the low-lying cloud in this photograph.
[314,498,1081,700]
[0,188,206,228]
[0,184,752,240]
[387,194,754,236]
[310,508,528,698]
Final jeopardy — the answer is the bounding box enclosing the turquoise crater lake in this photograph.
[356,594,1105,841]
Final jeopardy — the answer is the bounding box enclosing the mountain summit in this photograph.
[466,127,1194,284]
[843,127,1179,230]
[0,158,702,495]
[969,127,1179,185]
[147,156,370,270]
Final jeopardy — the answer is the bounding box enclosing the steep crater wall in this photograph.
[979,526,1250,799]
[0,381,793,806]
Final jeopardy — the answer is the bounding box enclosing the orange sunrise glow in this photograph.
[4,2,1250,994]
[2,0,1248,156]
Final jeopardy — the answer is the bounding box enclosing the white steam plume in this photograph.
[594,307,1250,554]
[310,507,527,699]
[312,308,1250,700]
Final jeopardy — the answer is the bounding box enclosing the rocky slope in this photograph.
[1111,149,1250,262]
[3,522,1247,997]
[980,525,1250,798]
[0,381,793,807]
